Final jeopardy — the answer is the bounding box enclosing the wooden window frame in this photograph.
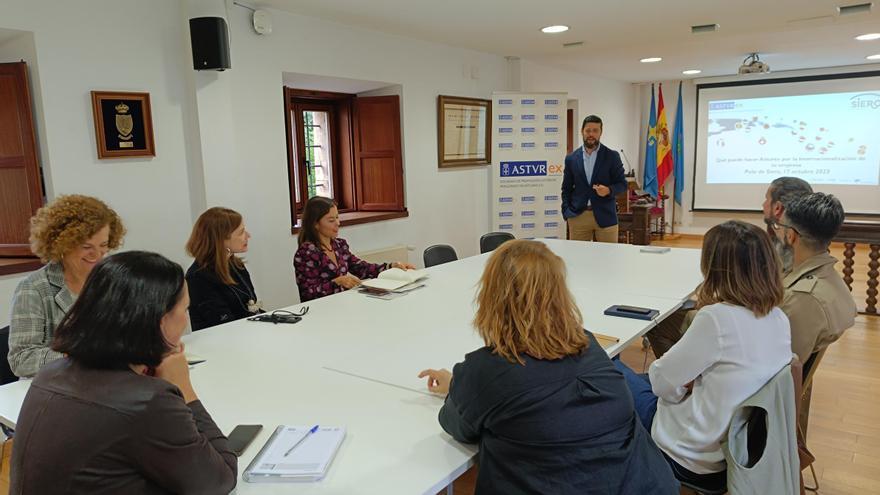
[284,88,407,233]
[0,61,44,274]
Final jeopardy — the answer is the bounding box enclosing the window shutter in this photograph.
[352,95,404,211]
[0,62,42,257]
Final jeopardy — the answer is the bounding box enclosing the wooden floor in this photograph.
[446,236,880,495]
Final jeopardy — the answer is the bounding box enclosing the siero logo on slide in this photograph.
[500,161,548,177]
[850,93,880,109]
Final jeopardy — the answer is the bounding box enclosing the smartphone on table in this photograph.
[227,424,263,457]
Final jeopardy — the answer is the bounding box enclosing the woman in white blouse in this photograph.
[614,220,792,489]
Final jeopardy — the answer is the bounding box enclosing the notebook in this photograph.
[243,425,346,482]
[360,268,428,291]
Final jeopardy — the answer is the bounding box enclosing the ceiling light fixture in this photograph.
[867,54,880,60]
[640,57,662,63]
[682,69,702,75]
[856,33,880,40]
[541,25,569,34]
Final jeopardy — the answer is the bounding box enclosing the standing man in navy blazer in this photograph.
[561,115,628,242]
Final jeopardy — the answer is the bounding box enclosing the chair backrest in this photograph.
[723,362,800,495]
[423,244,458,268]
[801,348,827,390]
[0,326,18,385]
[479,232,514,254]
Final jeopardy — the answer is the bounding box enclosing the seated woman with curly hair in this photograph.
[8,194,126,378]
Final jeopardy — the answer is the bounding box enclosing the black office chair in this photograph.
[479,232,515,254]
[1,326,18,386]
[423,244,458,268]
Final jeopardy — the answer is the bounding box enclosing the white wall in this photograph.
[0,0,198,262]
[0,274,27,328]
[197,5,511,308]
[0,0,199,324]
[520,59,638,171]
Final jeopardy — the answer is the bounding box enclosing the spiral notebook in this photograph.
[243,425,346,482]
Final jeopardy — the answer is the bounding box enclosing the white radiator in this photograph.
[354,244,411,265]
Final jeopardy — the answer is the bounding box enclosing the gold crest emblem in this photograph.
[115,102,134,147]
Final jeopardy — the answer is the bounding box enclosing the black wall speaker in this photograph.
[189,17,231,71]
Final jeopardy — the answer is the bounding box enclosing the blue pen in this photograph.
[284,425,319,457]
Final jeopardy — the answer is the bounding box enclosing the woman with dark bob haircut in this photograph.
[293,196,415,302]
[10,251,237,495]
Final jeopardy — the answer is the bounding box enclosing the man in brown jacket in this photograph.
[775,192,857,434]
[776,192,856,364]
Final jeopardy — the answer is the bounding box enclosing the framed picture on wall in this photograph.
[437,95,491,168]
[90,91,155,159]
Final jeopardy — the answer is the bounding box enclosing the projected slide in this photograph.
[705,91,880,185]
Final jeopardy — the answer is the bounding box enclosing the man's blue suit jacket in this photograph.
[561,144,627,228]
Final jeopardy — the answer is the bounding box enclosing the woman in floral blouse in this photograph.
[294,196,414,302]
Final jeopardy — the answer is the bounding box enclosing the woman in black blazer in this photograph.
[11,251,236,494]
[419,240,678,495]
[185,207,262,330]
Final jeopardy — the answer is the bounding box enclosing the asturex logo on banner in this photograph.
[500,161,547,177]
[492,92,567,240]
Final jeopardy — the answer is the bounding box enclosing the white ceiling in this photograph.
[258,0,880,81]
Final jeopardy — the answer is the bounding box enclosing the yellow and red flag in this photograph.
[656,84,673,191]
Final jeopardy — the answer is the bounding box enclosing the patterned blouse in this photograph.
[294,238,389,302]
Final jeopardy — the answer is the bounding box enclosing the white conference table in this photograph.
[0,239,702,494]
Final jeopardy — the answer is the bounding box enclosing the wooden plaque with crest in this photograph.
[91,91,155,159]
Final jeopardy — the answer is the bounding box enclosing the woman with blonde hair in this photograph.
[418,240,678,494]
[614,220,791,490]
[185,207,262,331]
[9,194,126,378]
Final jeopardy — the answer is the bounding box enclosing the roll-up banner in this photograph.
[490,92,568,239]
